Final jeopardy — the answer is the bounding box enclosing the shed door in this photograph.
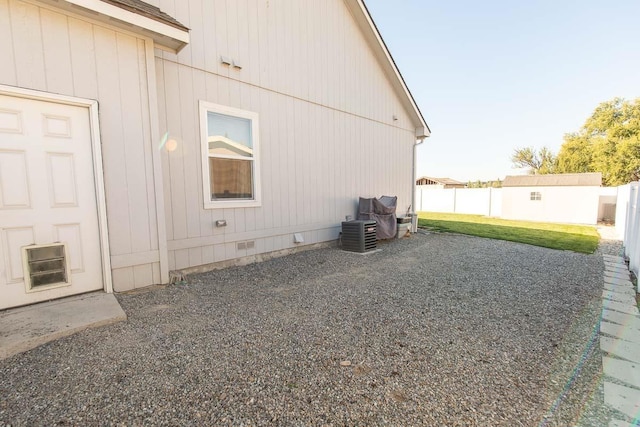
[0,94,103,310]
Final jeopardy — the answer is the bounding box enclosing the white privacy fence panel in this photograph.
[615,184,630,241]
[456,188,493,215]
[490,188,502,217]
[416,187,456,213]
[418,184,639,245]
[415,187,501,217]
[623,182,640,276]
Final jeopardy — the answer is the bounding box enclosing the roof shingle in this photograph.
[502,173,602,187]
[99,0,188,31]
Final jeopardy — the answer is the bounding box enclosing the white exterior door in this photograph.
[0,94,104,310]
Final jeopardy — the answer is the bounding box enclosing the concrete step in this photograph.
[603,290,637,305]
[601,321,640,344]
[602,310,640,332]
[605,270,632,280]
[602,300,640,316]
[604,276,635,288]
[605,266,632,275]
[604,381,640,420]
[601,336,640,364]
[603,284,636,297]
[609,420,638,427]
[601,254,640,427]
[603,356,640,389]
[0,292,126,360]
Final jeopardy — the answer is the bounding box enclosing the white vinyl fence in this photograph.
[417,185,618,225]
[416,182,640,276]
[622,182,640,276]
[415,187,502,217]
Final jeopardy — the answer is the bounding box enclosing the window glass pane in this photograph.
[207,112,252,158]
[209,158,253,200]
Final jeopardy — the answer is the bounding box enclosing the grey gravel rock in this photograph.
[0,233,610,426]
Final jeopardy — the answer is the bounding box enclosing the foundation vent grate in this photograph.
[23,244,69,291]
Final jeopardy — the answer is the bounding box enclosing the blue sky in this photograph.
[365,0,640,182]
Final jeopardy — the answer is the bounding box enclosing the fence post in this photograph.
[453,188,457,213]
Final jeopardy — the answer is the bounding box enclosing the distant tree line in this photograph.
[466,180,502,188]
[511,98,640,186]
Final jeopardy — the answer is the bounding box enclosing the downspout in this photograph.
[411,136,426,232]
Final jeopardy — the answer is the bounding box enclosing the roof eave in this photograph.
[37,0,189,53]
[344,0,430,139]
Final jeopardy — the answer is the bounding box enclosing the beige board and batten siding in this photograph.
[0,0,163,291]
[155,0,418,271]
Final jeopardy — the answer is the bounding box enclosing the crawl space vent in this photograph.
[341,220,377,253]
[22,243,70,291]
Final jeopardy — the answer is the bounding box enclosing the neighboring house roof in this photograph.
[417,177,465,186]
[502,173,603,187]
[345,0,430,139]
[99,0,189,31]
[208,136,253,157]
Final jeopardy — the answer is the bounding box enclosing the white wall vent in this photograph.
[22,243,70,292]
[236,241,255,250]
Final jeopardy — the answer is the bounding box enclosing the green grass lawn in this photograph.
[418,212,600,254]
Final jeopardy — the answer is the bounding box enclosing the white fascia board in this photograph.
[59,0,189,51]
[345,0,430,137]
[416,126,430,140]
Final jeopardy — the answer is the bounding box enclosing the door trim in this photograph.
[0,84,113,293]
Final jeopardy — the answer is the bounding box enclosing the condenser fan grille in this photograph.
[341,220,377,253]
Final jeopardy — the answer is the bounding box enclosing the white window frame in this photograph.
[530,191,542,201]
[199,101,261,209]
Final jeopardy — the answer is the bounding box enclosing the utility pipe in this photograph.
[411,136,426,233]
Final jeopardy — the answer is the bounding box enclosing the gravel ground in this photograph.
[0,232,612,426]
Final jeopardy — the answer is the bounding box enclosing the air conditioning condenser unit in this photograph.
[341,220,377,253]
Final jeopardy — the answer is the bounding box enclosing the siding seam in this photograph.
[168,223,342,252]
[155,57,416,134]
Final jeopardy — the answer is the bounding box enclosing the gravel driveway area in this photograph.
[1,232,609,426]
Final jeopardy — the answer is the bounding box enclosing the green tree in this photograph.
[556,97,640,185]
[584,98,640,139]
[556,134,592,174]
[465,179,503,188]
[513,98,640,185]
[511,146,557,174]
[592,136,640,184]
